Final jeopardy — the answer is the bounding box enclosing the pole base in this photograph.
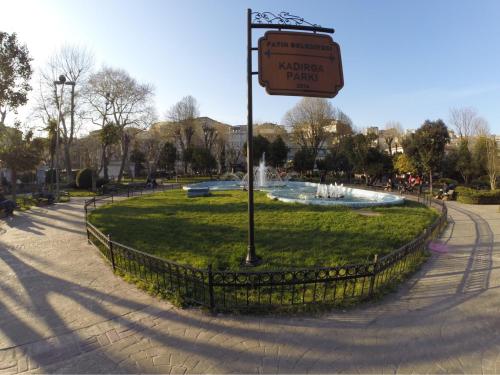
[244,247,262,267]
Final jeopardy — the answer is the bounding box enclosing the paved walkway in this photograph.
[0,198,499,374]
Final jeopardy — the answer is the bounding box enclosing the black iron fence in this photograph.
[84,187,447,312]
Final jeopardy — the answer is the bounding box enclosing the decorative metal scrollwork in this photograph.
[252,11,320,27]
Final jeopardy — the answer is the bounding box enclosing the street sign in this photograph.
[258,31,344,98]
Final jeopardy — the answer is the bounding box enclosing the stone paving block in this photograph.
[153,355,171,366]
[0,197,498,374]
[105,329,121,343]
[97,333,111,347]
[17,357,28,373]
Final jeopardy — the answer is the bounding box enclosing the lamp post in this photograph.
[53,74,75,201]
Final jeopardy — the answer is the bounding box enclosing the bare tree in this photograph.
[35,45,94,181]
[284,98,334,164]
[449,107,487,139]
[167,96,199,173]
[383,121,403,155]
[201,121,218,152]
[475,121,499,190]
[138,125,164,179]
[85,67,154,181]
[485,136,498,190]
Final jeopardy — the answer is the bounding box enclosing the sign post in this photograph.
[245,10,343,266]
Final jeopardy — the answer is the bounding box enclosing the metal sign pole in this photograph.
[244,10,340,266]
[245,8,259,266]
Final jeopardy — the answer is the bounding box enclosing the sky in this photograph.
[2,0,500,134]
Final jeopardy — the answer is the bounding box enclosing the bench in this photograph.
[186,187,211,198]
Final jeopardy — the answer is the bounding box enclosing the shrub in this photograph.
[438,178,458,186]
[470,175,491,190]
[96,177,109,188]
[75,168,94,189]
[45,169,57,184]
[455,186,500,204]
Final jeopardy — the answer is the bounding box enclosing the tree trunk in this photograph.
[101,145,109,181]
[429,170,433,195]
[10,169,17,203]
[117,134,130,182]
[64,143,72,184]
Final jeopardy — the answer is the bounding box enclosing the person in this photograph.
[320,171,326,184]
[416,175,423,195]
[384,177,394,191]
[435,182,448,199]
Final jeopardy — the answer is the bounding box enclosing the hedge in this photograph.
[455,187,500,204]
[76,168,94,189]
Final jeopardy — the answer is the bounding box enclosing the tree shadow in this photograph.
[0,199,497,373]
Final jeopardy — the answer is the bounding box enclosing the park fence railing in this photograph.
[84,186,447,312]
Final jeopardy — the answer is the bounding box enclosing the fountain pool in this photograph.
[183,180,404,208]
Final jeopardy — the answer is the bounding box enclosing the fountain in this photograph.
[316,182,345,200]
[184,153,404,207]
[241,153,286,189]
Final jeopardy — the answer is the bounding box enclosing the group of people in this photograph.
[385,174,424,195]
[145,176,158,188]
[435,182,456,200]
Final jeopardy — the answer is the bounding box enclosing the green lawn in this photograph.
[89,190,438,270]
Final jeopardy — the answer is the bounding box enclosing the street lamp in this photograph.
[53,74,75,202]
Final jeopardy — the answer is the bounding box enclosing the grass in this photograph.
[65,189,97,197]
[89,190,438,271]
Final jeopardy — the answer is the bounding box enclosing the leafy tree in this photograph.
[471,137,488,177]
[324,145,353,178]
[243,135,270,165]
[455,139,473,183]
[191,147,216,175]
[403,120,450,193]
[99,122,120,180]
[0,125,41,200]
[182,146,194,172]
[293,148,315,175]
[0,32,33,125]
[394,153,417,175]
[130,147,146,177]
[441,149,460,181]
[158,142,177,173]
[268,136,288,167]
[342,134,371,183]
[365,148,393,184]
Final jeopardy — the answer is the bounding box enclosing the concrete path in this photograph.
[0,198,499,373]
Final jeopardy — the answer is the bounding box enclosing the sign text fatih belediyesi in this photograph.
[258,31,344,98]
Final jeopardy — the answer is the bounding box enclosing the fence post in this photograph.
[108,234,116,271]
[368,254,378,297]
[86,223,91,244]
[208,264,215,311]
[127,187,130,198]
[93,197,96,208]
